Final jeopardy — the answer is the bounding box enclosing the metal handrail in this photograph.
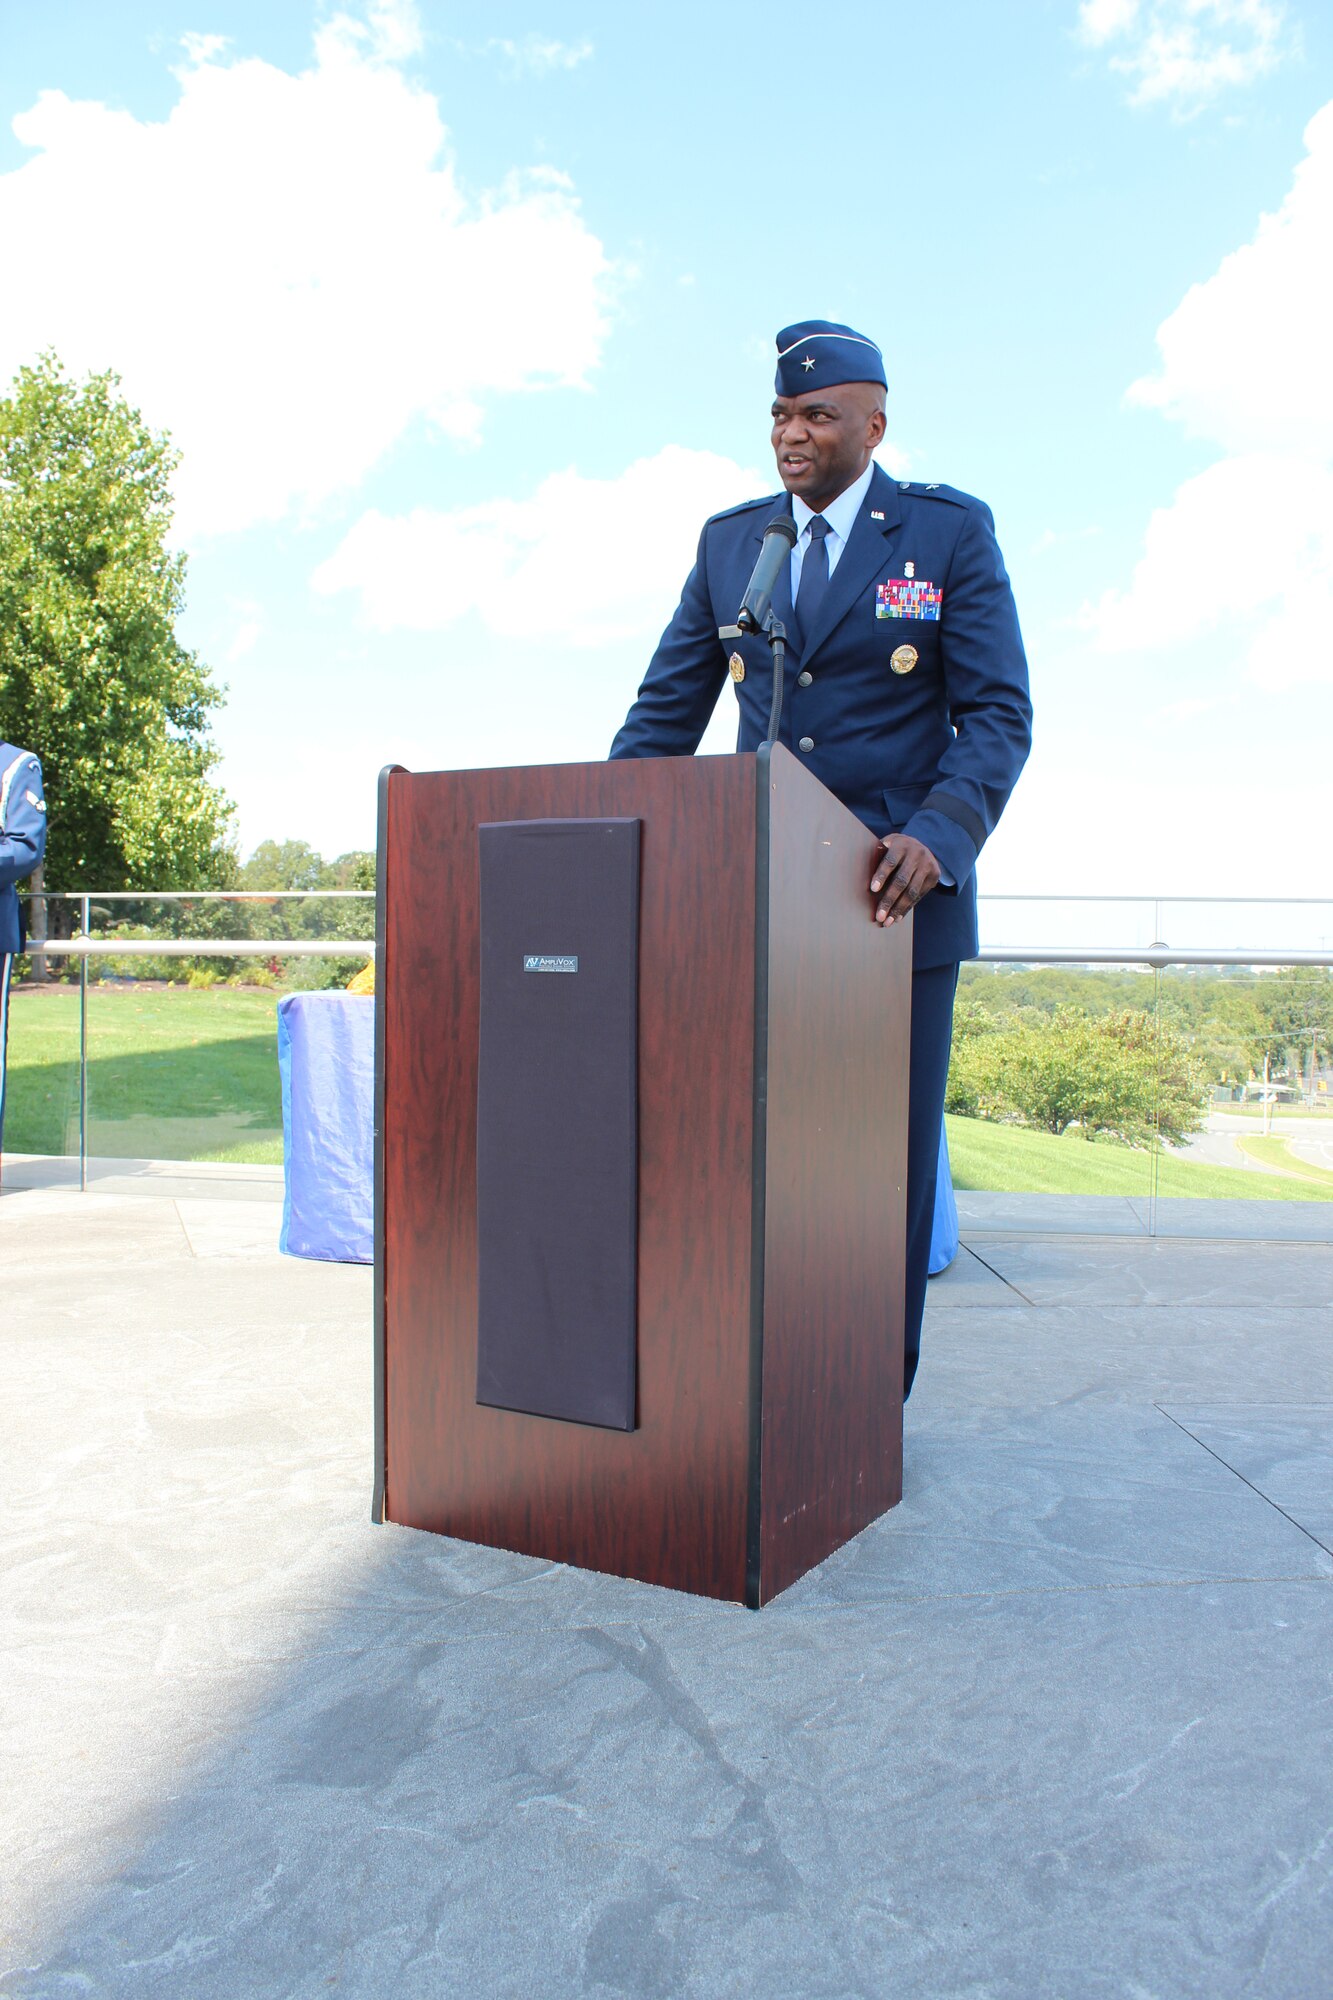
[28,938,1333,968]
[32,939,370,957]
[19,888,373,901]
[977,894,1333,906]
[17,887,1331,905]
[975,947,1333,968]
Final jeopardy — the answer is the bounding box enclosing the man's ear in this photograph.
[868,407,888,447]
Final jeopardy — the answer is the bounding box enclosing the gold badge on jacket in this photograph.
[729,652,745,682]
[891,644,918,675]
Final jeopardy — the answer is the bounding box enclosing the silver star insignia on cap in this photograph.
[801,355,815,371]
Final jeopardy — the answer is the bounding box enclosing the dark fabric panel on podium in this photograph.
[476,818,640,1429]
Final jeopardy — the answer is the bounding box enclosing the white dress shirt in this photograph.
[789,460,876,598]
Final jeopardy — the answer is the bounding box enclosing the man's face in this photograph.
[770,382,887,511]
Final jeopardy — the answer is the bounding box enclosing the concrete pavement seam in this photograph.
[1155,1405,1333,1559]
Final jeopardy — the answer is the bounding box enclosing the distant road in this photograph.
[1288,1130,1333,1174]
[1171,1112,1333,1180]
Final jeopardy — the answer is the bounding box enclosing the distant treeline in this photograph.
[950,963,1332,1149]
[58,839,376,990]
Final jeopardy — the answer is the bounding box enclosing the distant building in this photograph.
[1239,1078,1298,1105]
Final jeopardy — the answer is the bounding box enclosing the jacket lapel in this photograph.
[798,464,903,664]
[772,497,798,643]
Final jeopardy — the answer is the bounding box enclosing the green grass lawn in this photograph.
[946,1115,1333,1202]
[3,984,283,1163]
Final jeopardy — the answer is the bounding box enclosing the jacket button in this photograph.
[797,671,812,687]
[798,736,815,753]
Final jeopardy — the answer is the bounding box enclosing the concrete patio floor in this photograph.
[2,1181,1331,1999]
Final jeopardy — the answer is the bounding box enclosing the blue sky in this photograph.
[1,0,1330,906]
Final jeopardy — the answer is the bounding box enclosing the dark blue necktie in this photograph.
[795,514,831,638]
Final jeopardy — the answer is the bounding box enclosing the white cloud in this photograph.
[312,444,765,646]
[1082,452,1333,686]
[0,11,611,539]
[1155,693,1232,723]
[224,603,264,663]
[486,35,595,74]
[1084,103,1333,691]
[1078,0,1288,109]
[873,438,912,477]
[1079,0,1141,40]
[979,758,1332,901]
[360,0,425,63]
[1128,101,1333,454]
[1031,523,1102,555]
[179,32,230,65]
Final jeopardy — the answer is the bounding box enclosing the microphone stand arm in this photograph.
[719,614,789,751]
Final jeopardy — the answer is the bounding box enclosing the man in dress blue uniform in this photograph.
[610,319,1032,1398]
[1,741,48,1174]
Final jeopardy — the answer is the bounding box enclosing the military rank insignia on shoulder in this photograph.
[898,478,980,511]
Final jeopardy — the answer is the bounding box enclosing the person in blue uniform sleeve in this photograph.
[610,319,1031,1399]
[1,742,49,1173]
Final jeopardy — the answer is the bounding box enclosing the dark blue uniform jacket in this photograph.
[610,463,1032,969]
[0,743,48,955]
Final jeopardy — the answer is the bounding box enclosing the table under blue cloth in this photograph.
[929,1121,959,1276]
[278,991,959,1273]
[278,992,374,1264]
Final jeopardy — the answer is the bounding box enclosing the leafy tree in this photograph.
[239,839,329,893]
[955,963,1327,1088]
[950,1005,1208,1147]
[1254,968,1333,1074]
[0,353,232,904]
[326,850,375,891]
[236,837,374,989]
[957,962,1154,1018]
[944,997,1001,1117]
[237,840,373,939]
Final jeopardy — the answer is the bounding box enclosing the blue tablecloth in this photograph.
[278,992,374,1264]
[929,1120,959,1276]
[278,991,960,1274]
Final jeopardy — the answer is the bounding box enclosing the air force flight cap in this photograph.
[774,319,887,397]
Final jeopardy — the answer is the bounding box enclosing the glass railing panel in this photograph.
[1150,950,1333,1243]
[947,958,1156,1235]
[2,896,84,1187]
[14,887,1330,1242]
[83,973,286,1173]
[963,898,1333,1239]
[9,891,373,1191]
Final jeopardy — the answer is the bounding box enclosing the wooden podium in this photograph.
[373,745,911,1607]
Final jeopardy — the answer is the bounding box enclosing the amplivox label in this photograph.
[523,954,578,973]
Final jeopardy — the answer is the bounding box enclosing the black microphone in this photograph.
[737,513,798,635]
